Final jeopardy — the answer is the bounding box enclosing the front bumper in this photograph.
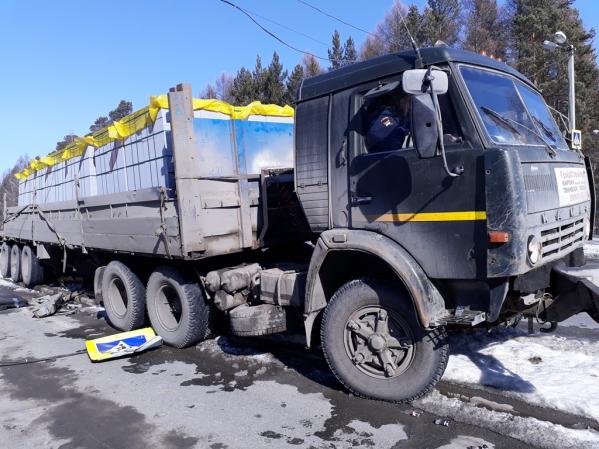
[539,263,599,323]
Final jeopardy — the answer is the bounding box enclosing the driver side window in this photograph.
[360,89,413,154]
[353,79,463,156]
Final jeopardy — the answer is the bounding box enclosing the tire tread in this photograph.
[320,278,449,404]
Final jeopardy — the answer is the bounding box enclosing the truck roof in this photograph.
[298,47,533,102]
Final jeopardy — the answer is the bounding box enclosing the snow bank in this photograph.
[415,390,599,449]
[585,239,599,259]
[444,327,599,422]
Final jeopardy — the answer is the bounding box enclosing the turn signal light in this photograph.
[488,231,510,243]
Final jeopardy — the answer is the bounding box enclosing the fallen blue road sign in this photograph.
[85,327,163,361]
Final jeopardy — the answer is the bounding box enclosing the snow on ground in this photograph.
[415,390,599,449]
[434,435,495,449]
[0,278,36,293]
[561,312,599,329]
[444,326,599,422]
[584,238,599,259]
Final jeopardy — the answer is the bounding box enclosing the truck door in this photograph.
[347,73,487,279]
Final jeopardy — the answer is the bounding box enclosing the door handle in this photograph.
[351,195,373,205]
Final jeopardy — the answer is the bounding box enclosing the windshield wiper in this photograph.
[532,115,556,142]
[480,106,522,136]
[480,106,556,156]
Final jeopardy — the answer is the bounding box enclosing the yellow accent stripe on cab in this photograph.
[371,211,487,222]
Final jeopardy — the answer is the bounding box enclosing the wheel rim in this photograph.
[343,306,415,379]
[155,283,182,332]
[108,277,128,318]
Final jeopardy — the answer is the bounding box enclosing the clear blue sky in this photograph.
[0,0,597,173]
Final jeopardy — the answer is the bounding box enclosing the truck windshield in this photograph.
[460,66,568,151]
[515,82,569,151]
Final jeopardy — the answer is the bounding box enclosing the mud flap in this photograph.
[540,264,599,323]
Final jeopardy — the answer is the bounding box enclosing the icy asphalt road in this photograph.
[0,243,598,449]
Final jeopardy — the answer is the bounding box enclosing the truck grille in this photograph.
[540,217,585,258]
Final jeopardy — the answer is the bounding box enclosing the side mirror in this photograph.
[411,95,439,158]
[402,69,448,95]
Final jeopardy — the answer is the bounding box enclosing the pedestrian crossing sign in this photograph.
[571,129,582,150]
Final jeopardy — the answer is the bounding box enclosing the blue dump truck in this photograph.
[2,47,599,402]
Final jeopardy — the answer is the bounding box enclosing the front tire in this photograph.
[146,266,217,348]
[321,278,448,403]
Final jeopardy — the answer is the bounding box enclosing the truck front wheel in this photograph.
[146,267,217,348]
[321,278,448,403]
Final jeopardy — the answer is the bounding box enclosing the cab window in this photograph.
[354,82,463,155]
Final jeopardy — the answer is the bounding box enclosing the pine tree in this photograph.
[230,67,255,105]
[328,30,344,70]
[108,100,133,122]
[285,64,304,105]
[55,134,77,151]
[420,0,462,46]
[463,0,508,59]
[252,55,266,100]
[343,36,358,65]
[261,52,288,104]
[89,116,110,133]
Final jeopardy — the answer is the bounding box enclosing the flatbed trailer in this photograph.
[2,47,599,403]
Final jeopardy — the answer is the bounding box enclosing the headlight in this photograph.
[527,235,541,265]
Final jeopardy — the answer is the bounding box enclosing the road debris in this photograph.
[31,293,67,318]
[30,291,88,318]
[85,327,163,361]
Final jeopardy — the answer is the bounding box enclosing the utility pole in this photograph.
[544,31,579,149]
[567,44,576,131]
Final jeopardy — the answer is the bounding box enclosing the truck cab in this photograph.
[294,47,598,401]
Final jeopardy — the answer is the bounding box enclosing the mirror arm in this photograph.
[427,66,462,178]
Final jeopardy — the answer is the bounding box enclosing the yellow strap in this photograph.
[371,211,487,222]
[16,96,295,180]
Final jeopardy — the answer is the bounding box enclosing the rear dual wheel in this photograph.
[101,261,146,331]
[0,243,11,278]
[1,243,43,287]
[10,245,21,282]
[21,246,44,287]
[321,278,449,403]
[146,267,217,348]
[98,262,218,348]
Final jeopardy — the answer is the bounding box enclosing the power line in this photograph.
[218,0,334,62]
[242,6,329,48]
[295,0,375,37]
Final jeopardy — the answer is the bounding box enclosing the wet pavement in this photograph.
[0,282,542,449]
